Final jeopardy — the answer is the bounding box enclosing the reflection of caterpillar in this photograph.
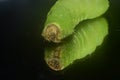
[42,0,109,43]
[46,47,62,71]
[45,17,108,71]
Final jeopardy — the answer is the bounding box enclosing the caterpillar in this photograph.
[42,0,109,43]
[44,17,108,71]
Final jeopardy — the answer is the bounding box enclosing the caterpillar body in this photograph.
[42,0,109,43]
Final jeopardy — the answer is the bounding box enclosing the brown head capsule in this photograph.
[42,24,61,43]
[47,58,61,71]
[46,47,62,71]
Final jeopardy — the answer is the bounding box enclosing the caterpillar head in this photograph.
[42,24,61,43]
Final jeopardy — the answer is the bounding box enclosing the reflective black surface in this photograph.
[0,0,120,80]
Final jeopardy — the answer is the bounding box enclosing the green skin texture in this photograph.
[42,0,109,42]
[45,17,108,71]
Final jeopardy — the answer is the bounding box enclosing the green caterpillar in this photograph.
[44,17,108,71]
[42,0,109,43]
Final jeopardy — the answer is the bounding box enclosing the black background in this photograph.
[0,0,120,80]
